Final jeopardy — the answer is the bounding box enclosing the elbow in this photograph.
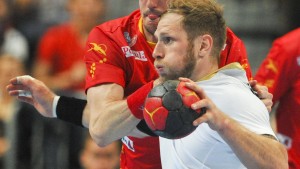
[89,123,111,147]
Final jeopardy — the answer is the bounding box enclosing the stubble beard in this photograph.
[162,45,196,82]
[144,24,157,36]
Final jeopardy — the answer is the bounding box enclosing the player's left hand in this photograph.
[249,80,273,112]
[6,75,56,117]
[179,77,229,131]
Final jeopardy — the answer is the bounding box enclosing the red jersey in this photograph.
[255,28,300,169]
[37,23,86,91]
[84,9,251,169]
[221,28,252,80]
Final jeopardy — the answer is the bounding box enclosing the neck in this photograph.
[142,26,157,43]
[191,58,219,81]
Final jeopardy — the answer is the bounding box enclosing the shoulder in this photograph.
[200,71,273,133]
[277,28,300,43]
[273,28,300,55]
[199,69,267,114]
[225,27,242,44]
[96,9,140,34]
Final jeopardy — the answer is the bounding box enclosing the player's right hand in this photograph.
[6,75,56,118]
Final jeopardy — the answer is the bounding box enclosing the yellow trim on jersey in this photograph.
[198,62,244,81]
[138,17,144,35]
[138,17,157,48]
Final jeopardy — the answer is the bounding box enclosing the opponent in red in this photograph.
[255,28,300,169]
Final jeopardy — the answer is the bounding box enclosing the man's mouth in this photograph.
[148,13,160,20]
[155,65,164,74]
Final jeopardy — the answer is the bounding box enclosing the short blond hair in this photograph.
[166,0,226,59]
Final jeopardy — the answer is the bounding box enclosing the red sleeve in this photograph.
[255,41,298,103]
[220,28,252,80]
[84,27,127,92]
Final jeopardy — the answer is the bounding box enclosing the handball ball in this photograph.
[143,80,206,139]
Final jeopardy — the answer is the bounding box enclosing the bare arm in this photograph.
[180,78,288,169]
[7,75,148,140]
[87,83,142,147]
[6,75,90,127]
[217,118,287,169]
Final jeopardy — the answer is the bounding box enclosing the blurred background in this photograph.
[0,0,299,169]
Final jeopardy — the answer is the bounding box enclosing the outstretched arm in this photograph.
[6,75,152,139]
[6,75,90,127]
[180,78,288,169]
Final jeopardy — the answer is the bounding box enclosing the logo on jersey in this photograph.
[124,32,138,47]
[90,62,96,78]
[122,46,147,61]
[87,43,108,78]
[266,59,278,73]
[121,136,135,152]
[88,43,107,56]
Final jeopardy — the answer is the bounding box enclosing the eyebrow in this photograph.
[155,31,170,39]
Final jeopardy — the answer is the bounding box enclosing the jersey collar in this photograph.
[138,17,157,49]
[198,62,245,81]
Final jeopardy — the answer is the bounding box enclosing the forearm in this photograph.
[54,96,152,135]
[218,118,288,169]
[87,82,153,146]
[88,98,140,147]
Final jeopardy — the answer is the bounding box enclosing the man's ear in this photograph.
[197,34,213,57]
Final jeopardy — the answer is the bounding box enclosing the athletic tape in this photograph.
[16,75,34,85]
[18,90,32,97]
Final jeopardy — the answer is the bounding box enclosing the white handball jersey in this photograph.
[159,63,276,169]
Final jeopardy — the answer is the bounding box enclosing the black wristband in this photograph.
[136,120,157,137]
[56,96,87,127]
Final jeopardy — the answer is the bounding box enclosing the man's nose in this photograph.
[153,43,163,59]
[146,0,159,9]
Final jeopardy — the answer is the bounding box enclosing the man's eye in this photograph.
[162,37,172,44]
